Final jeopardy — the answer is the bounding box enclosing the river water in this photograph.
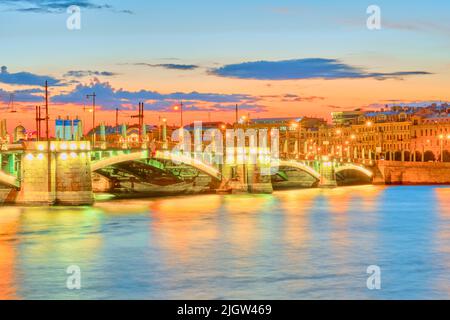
[1,185,450,300]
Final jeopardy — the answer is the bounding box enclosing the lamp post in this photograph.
[162,118,167,149]
[290,122,299,159]
[446,135,450,162]
[335,129,342,161]
[35,105,45,141]
[350,134,356,161]
[87,93,96,146]
[115,108,120,135]
[44,81,51,195]
[131,102,144,143]
[174,101,184,128]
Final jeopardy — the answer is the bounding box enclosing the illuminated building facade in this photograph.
[276,104,450,162]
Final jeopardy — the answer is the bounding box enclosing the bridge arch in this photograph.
[91,150,222,180]
[0,170,19,189]
[335,164,373,178]
[275,160,321,180]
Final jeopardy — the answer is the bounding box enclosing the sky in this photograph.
[0,0,450,133]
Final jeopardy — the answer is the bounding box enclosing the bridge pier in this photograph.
[319,160,337,188]
[219,163,248,193]
[16,142,94,206]
[219,162,273,194]
[16,150,56,205]
[246,163,273,194]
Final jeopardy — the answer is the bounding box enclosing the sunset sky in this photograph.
[1,0,450,133]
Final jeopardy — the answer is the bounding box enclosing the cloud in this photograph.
[268,6,307,17]
[132,63,199,71]
[210,58,432,81]
[51,79,259,111]
[0,87,44,103]
[383,20,450,37]
[326,105,344,110]
[282,94,325,102]
[178,102,266,113]
[64,70,118,78]
[0,65,61,86]
[367,101,450,109]
[1,0,132,14]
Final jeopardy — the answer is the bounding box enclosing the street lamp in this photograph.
[87,93,96,146]
[174,101,184,128]
[161,118,168,148]
[350,134,357,161]
[290,122,300,159]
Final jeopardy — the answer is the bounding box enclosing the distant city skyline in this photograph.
[1,0,450,132]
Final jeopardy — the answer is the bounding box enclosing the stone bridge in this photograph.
[91,150,222,181]
[0,170,19,189]
[90,150,374,193]
[0,141,376,206]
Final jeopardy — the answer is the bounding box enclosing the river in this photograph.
[1,185,450,300]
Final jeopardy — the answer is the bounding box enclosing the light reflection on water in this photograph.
[1,185,450,299]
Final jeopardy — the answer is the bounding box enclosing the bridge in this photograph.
[0,170,19,189]
[0,140,376,205]
[91,150,222,180]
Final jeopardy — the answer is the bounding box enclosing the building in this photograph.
[251,117,303,126]
[331,110,364,126]
[55,116,84,141]
[13,125,26,143]
[268,103,450,162]
[86,123,163,147]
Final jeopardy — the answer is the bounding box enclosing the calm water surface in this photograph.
[1,185,450,300]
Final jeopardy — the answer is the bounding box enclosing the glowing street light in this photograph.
[87,92,96,146]
[174,102,183,127]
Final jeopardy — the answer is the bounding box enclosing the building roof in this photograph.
[251,117,303,124]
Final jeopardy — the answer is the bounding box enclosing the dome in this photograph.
[14,125,25,132]
[13,125,27,142]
